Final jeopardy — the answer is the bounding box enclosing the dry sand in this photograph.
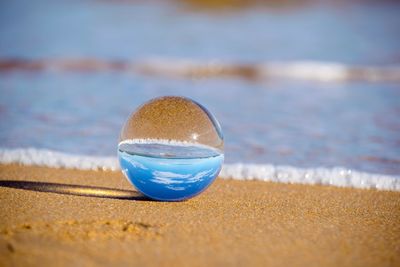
[0,164,399,267]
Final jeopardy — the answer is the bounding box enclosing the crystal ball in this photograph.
[118,96,224,201]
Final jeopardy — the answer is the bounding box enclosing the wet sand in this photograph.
[0,164,399,267]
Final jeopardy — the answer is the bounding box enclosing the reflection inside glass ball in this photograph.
[118,96,224,201]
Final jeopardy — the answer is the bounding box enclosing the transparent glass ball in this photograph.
[118,96,224,201]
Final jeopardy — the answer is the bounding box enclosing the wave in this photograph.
[1,148,399,191]
[1,58,400,83]
[136,58,400,83]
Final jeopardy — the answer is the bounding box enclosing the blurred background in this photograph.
[0,0,399,175]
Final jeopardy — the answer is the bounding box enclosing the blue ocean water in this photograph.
[0,0,399,177]
[118,141,224,201]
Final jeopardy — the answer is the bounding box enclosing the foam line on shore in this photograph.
[1,148,399,191]
[0,148,120,171]
[119,138,222,153]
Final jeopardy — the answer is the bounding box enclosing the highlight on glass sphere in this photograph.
[118,96,224,201]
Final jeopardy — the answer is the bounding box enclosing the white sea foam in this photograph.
[220,164,400,191]
[135,58,400,83]
[0,148,119,171]
[1,148,399,191]
[119,138,221,151]
[2,58,399,83]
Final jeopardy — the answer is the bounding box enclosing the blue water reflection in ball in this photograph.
[118,96,224,201]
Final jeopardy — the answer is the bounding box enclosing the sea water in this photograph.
[1,0,400,190]
[118,140,224,201]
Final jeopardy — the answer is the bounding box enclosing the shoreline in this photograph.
[1,164,399,266]
[1,148,399,191]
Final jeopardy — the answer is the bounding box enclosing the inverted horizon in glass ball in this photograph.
[118,96,224,201]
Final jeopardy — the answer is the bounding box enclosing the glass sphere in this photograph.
[118,96,224,201]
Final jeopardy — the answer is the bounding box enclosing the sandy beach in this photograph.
[1,0,400,266]
[0,164,399,267]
